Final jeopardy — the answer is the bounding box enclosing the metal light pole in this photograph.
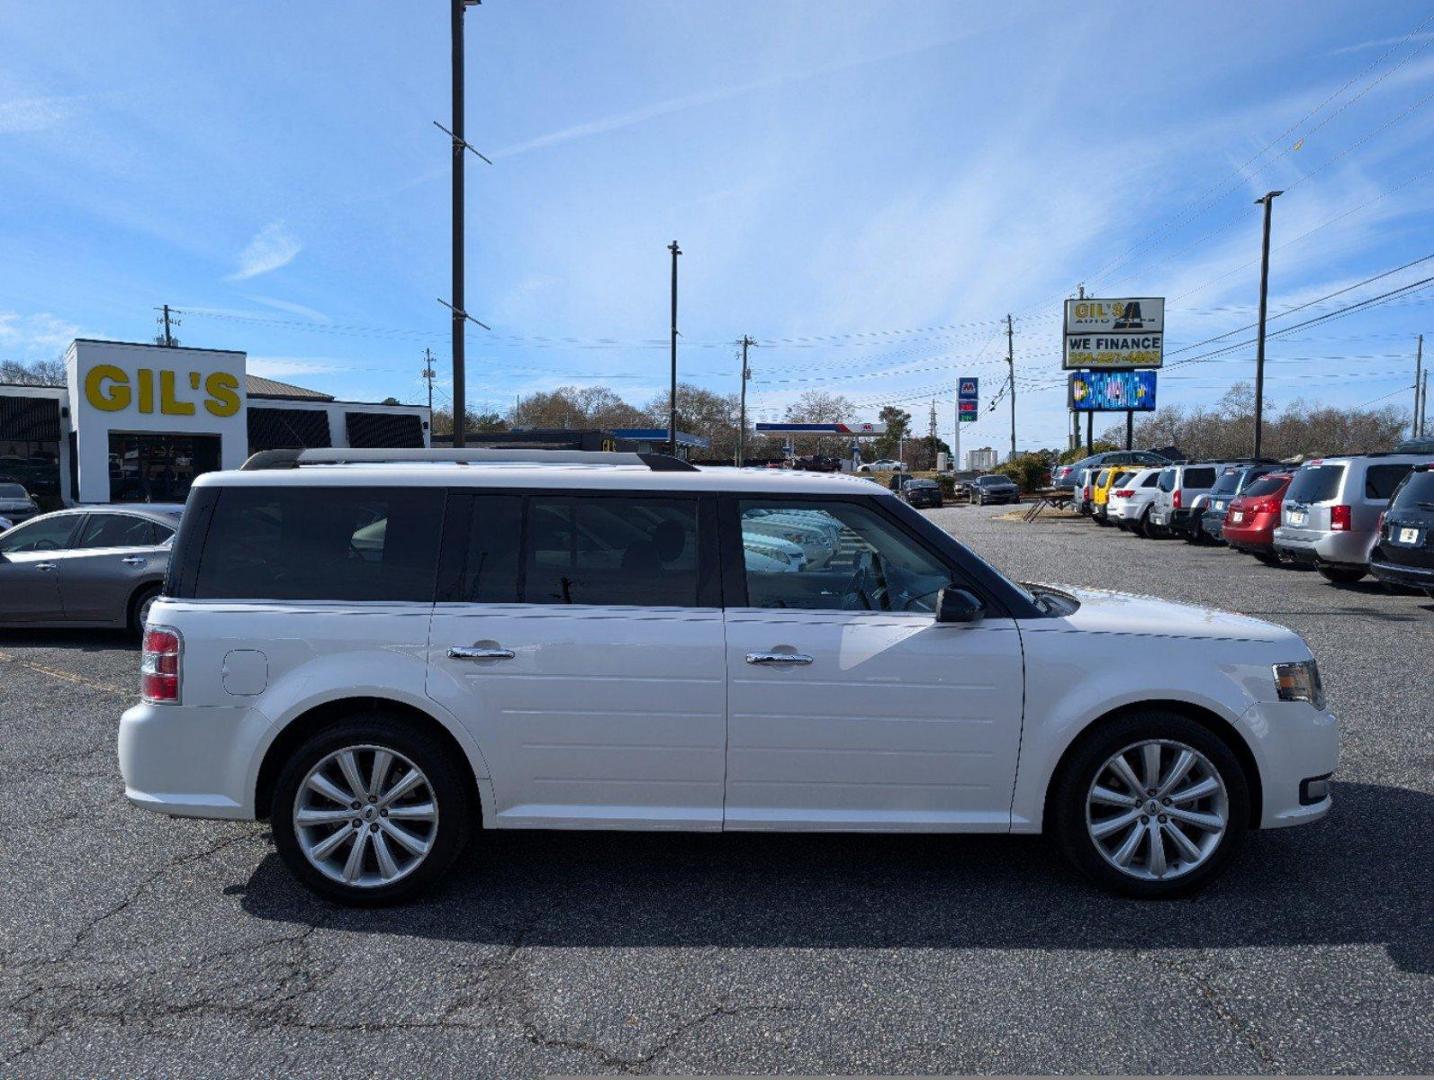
[1414,334,1423,439]
[449,0,477,447]
[736,335,754,466]
[1252,190,1283,460]
[667,241,681,457]
[1005,313,1016,462]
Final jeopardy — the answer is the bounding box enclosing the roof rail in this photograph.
[238,447,698,472]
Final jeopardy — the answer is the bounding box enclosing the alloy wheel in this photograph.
[293,744,439,888]
[1085,739,1229,881]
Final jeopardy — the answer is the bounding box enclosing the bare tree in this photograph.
[0,358,65,386]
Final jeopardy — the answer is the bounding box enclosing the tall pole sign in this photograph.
[956,376,978,472]
[1064,298,1164,455]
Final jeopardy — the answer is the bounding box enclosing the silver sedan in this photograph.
[0,504,184,635]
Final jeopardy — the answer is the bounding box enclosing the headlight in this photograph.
[1274,660,1325,710]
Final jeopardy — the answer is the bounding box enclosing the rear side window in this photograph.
[74,513,162,549]
[1364,463,1413,500]
[1157,469,1175,492]
[1210,472,1240,496]
[1286,465,1346,504]
[525,495,700,607]
[193,487,444,601]
[1182,467,1216,489]
[1140,472,1159,488]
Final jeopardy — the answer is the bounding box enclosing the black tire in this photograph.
[127,583,162,638]
[1049,711,1249,899]
[1133,508,1151,538]
[1183,522,1204,545]
[1318,566,1366,585]
[1254,552,1280,566]
[271,714,474,906]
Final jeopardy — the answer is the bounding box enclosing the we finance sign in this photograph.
[1063,297,1164,370]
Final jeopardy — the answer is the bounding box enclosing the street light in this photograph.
[1252,190,1283,460]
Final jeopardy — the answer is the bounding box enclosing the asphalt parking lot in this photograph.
[2,503,1431,1077]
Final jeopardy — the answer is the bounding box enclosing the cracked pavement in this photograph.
[1,504,1430,1076]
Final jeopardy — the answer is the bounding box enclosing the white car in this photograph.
[742,531,807,571]
[1106,467,1165,535]
[857,460,904,473]
[119,448,1338,905]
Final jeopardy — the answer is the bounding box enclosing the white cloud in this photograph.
[247,294,330,322]
[0,95,75,135]
[245,356,343,378]
[0,311,84,356]
[1324,31,1434,58]
[228,222,301,281]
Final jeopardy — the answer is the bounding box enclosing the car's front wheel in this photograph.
[271,715,473,905]
[1050,712,1249,899]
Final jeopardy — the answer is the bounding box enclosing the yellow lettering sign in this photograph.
[159,370,195,416]
[84,365,131,411]
[203,372,241,417]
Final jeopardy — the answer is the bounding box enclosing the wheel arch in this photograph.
[126,577,165,629]
[1039,699,1263,831]
[254,696,485,825]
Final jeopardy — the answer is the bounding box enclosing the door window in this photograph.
[0,515,78,554]
[738,500,951,613]
[1182,467,1216,489]
[525,495,700,607]
[74,513,162,549]
[457,494,523,603]
[1365,464,1413,500]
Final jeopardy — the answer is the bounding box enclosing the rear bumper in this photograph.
[1369,556,1434,589]
[1272,527,1374,568]
[119,701,260,820]
[1202,511,1226,539]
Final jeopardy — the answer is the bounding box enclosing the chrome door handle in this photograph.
[448,645,516,661]
[745,652,814,665]
[121,556,146,566]
[34,563,57,572]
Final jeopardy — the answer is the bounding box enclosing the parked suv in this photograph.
[1052,450,1169,490]
[1149,463,1221,538]
[1106,467,1164,535]
[1200,465,1283,545]
[120,448,1337,904]
[1223,473,1293,563]
[1273,453,1422,584]
[1368,463,1434,596]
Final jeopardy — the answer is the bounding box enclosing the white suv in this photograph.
[119,449,1338,904]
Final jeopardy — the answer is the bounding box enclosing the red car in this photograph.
[1222,472,1292,562]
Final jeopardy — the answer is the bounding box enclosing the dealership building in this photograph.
[0,339,430,507]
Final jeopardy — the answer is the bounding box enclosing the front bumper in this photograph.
[1238,700,1339,829]
[119,701,263,820]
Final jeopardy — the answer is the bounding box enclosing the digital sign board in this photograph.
[1068,370,1158,412]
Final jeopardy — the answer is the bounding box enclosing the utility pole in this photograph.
[422,347,436,415]
[450,0,469,447]
[1005,313,1016,462]
[1422,368,1429,438]
[1252,190,1283,459]
[1073,284,1084,452]
[154,304,179,347]
[1414,334,1424,439]
[736,335,754,466]
[667,241,681,457]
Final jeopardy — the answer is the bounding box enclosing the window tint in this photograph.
[1241,475,1288,499]
[1157,469,1175,492]
[0,483,28,499]
[1095,469,1111,485]
[194,487,443,602]
[739,500,950,613]
[1210,471,1240,496]
[75,513,161,549]
[1182,467,1216,489]
[458,494,522,603]
[1286,465,1346,504]
[1390,471,1434,508]
[1140,471,1160,488]
[0,514,77,554]
[1364,463,1413,500]
[525,495,700,607]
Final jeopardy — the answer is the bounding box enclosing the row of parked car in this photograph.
[1061,443,1434,593]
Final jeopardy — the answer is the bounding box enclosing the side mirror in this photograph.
[935,586,984,624]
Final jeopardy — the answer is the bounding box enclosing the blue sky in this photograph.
[2,0,1432,452]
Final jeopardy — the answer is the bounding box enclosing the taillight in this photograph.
[1113,489,1134,498]
[1330,505,1352,531]
[141,626,182,704]
[1172,489,1183,510]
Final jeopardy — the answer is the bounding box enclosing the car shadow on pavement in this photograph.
[239,781,1431,974]
[0,629,136,651]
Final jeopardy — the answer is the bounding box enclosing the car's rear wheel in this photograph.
[271,715,473,905]
[128,584,161,638]
[1050,712,1248,899]
[1318,566,1366,585]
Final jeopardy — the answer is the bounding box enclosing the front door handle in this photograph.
[448,645,516,661]
[121,556,146,566]
[746,652,814,666]
[34,563,57,572]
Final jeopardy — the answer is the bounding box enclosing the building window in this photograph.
[248,407,333,451]
[346,411,424,448]
[0,395,61,507]
[107,433,221,504]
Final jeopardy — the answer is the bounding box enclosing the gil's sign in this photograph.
[1063,297,1164,370]
[1069,370,1158,412]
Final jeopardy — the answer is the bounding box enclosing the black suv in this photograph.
[1369,464,1434,596]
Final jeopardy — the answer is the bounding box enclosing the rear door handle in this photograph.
[448,645,516,661]
[34,563,56,572]
[746,652,814,665]
[121,556,146,566]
